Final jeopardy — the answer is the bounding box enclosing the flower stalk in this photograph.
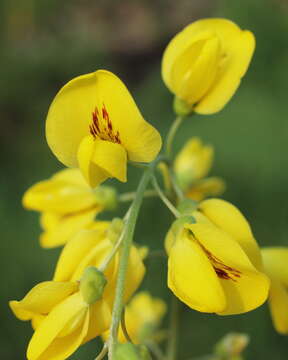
[108,159,160,359]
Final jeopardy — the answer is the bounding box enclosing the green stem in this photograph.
[151,176,180,218]
[167,296,180,360]
[119,189,158,203]
[145,341,166,360]
[165,116,184,157]
[95,343,108,360]
[168,168,185,202]
[108,161,157,359]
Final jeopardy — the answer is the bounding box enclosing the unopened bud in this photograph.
[94,186,118,211]
[214,333,249,358]
[115,343,152,360]
[80,267,107,305]
[173,96,193,116]
[107,218,124,244]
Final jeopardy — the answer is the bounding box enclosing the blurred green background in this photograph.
[1,0,288,359]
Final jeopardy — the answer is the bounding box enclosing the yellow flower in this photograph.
[166,198,269,315]
[23,168,114,248]
[10,222,145,360]
[261,247,288,334]
[102,291,167,344]
[46,70,162,187]
[53,221,146,308]
[162,18,255,114]
[9,280,111,360]
[173,137,225,201]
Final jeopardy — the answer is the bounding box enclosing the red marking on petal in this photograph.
[89,104,121,144]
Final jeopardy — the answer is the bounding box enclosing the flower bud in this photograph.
[115,343,151,360]
[162,19,255,115]
[107,218,124,244]
[93,185,118,210]
[214,333,249,358]
[80,266,107,305]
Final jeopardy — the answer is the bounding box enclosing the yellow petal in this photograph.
[123,246,146,303]
[193,20,255,114]
[83,299,112,343]
[46,70,161,168]
[174,137,214,186]
[52,168,87,186]
[261,247,288,287]
[39,208,97,248]
[31,314,46,330]
[188,223,270,315]
[186,177,226,201]
[53,225,109,282]
[27,292,88,360]
[23,177,98,214]
[172,34,221,104]
[199,198,263,270]
[268,280,288,334]
[168,230,226,313]
[91,139,127,182]
[9,281,78,320]
[77,135,110,188]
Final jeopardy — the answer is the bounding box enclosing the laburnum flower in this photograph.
[173,137,225,201]
[46,70,162,187]
[261,247,288,334]
[162,18,255,115]
[10,222,145,360]
[23,168,115,248]
[165,199,269,315]
[102,291,167,344]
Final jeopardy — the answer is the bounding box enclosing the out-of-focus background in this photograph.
[1,0,288,359]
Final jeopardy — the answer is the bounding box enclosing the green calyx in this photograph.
[115,343,152,360]
[177,198,198,215]
[80,267,107,305]
[171,215,196,238]
[93,185,118,210]
[173,96,193,116]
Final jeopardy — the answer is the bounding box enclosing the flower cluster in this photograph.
[10,17,288,360]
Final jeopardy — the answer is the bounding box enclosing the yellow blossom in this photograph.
[261,247,288,334]
[173,137,225,201]
[10,222,145,360]
[46,70,162,187]
[162,18,255,114]
[165,198,269,315]
[102,291,167,344]
[23,168,114,248]
[9,279,111,360]
[53,221,146,308]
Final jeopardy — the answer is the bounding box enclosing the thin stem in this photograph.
[145,341,166,360]
[166,296,179,360]
[121,309,132,343]
[108,160,157,359]
[168,169,185,202]
[99,228,126,272]
[165,116,184,157]
[119,189,158,203]
[95,343,108,360]
[151,176,180,218]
